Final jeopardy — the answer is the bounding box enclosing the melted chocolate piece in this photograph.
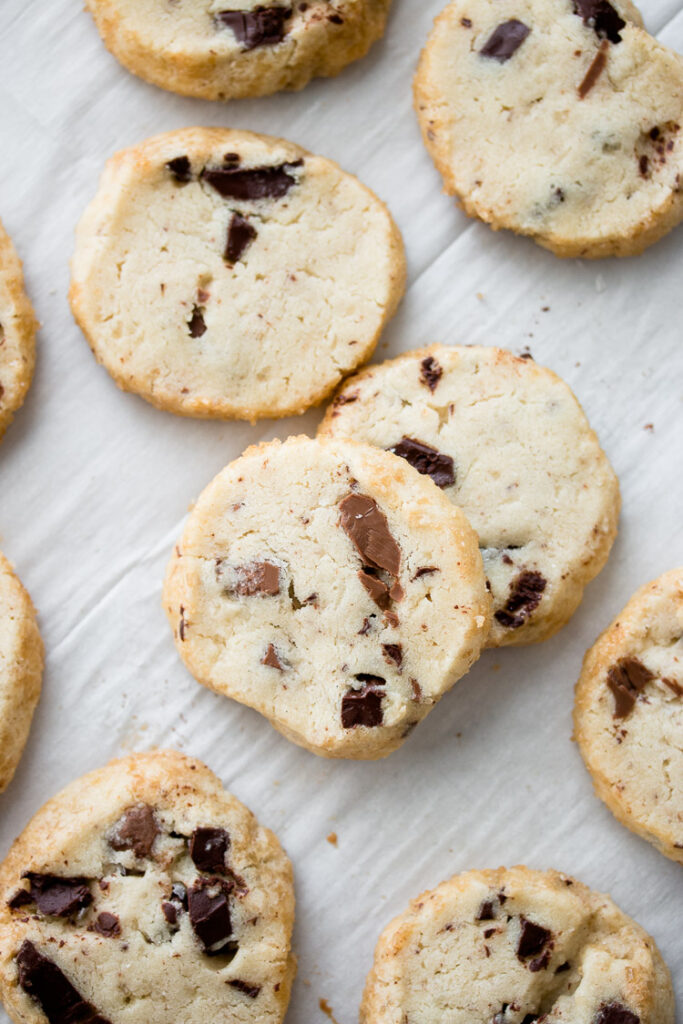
[420,356,443,392]
[232,562,281,596]
[494,571,547,628]
[166,156,192,183]
[16,941,112,1024]
[573,0,625,42]
[578,40,608,97]
[390,437,455,489]
[382,643,403,668]
[606,657,654,718]
[341,675,385,729]
[517,917,552,961]
[262,643,285,669]
[216,7,291,50]
[594,1004,640,1024]
[24,874,92,918]
[109,804,160,860]
[202,161,300,201]
[225,212,257,263]
[358,570,391,609]
[188,305,207,337]
[480,19,530,61]
[190,827,231,874]
[92,912,121,938]
[188,878,233,953]
[339,494,401,576]
[229,980,262,998]
[476,899,496,921]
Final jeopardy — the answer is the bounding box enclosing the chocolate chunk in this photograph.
[163,881,188,924]
[339,494,401,576]
[262,643,285,670]
[332,390,359,410]
[359,617,373,635]
[190,827,231,874]
[573,0,625,42]
[8,888,32,910]
[556,961,570,973]
[663,677,683,697]
[358,570,391,609]
[476,899,496,921]
[92,912,120,938]
[411,678,423,701]
[594,1004,640,1024]
[16,940,112,1024]
[166,156,192,183]
[216,7,291,50]
[109,804,159,860]
[412,566,438,581]
[529,947,552,972]
[202,161,300,201]
[578,40,608,97]
[24,874,92,918]
[162,901,178,925]
[420,356,443,392]
[229,980,262,998]
[494,570,547,628]
[517,917,552,961]
[188,305,207,338]
[341,675,385,729]
[389,437,455,489]
[389,581,405,602]
[480,20,530,61]
[225,212,257,264]
[382,643,403,668]
[231,562,281,596]
[188,878,233,953]
[607,657,654,718]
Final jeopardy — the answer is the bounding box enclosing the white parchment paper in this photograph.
[0,1,681,1019]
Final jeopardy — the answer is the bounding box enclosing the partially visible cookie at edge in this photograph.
[0,222,38,439]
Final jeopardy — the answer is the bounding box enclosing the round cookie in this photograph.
[0,750,296,1024]
[85,0,393,100]
[0,222,38,439]
[0,552,43,793]
[70,127,406,422]
[319,345,620,647]
[361,866,674,1024]
[574,568,683,865]
[163,435,491,759]
[414,0,683,258]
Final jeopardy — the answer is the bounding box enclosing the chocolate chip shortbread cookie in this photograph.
[361,866,674,1024]
[414,0,683,257]
[85,1,393,100]
[319,346,620,647]
[0,552,43,793]
[0,750,295,1024]
[70,128,405,422]
[574,568,683,864]
[0,222,38,440]
[163,436,491,759]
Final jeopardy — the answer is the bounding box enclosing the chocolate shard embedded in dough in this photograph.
[231,562,281,596]
[202,161,301,201]
[16,940,112,1024]
[480,19,530,61]
[606,657,654,718]
[572,0,625,43]
[389,437,455,489]
[225,212,257,263]
[216,7,291,50]
[339,494,401,576]
[188,878,233,953]
[341,675,385,729]
[109,804,160,860]
[190,827,231,874]
[24,874,92,918]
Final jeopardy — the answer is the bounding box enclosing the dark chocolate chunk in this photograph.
[607,657,654,718]
[232,562,281,596]
[332,390,359,410]
[339,494,401,576]
[229,979,262,998]
[24,874,92,918]
[162,901,178,925]
[389,437,455,489]
[163,881,188,924]
[202,161,300,201]
[480,19,530,61]
[494,570,547,628]
[92,912,120,938]
[594,1004,640,1024]
[573,0,625,42]
[358,570,391,609]
[517,917,552,961]
[556,961,571,973]
[188,305,207,337]
[262,643,285,670]
[109,804,160,860]
[16,940,112,1024]
[341,676,385,729]
[578,40,608,97]
[476,899,496,921]
[529,947,552,972]
[420,356,443,392]
[188,878,233,953]
[216,7,291,50]
[8,888,32,910]
[382,643,403,668]
[190,827,231,874]
[639,155,650,178]
[166,156,192,183]
[225,212,257,264]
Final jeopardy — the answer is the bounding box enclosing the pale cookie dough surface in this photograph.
[0,553,43,794]
[0,750,296,1024]
[319,345,620,647]
[0,222,38,440]
[574,568,683,865]
[69,127,405,422]
[85,0,393,100]
[163,436,491,759]
[414,0,683,258]
[361,866,674,1024]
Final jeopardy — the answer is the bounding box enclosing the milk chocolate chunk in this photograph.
[262,643,285,669]
[232,561,281,596]
[517,917,552,961]
[389,437,455,489]
[420,355,443,392]
[573,0,625,42]
[606,657,654,718]
[229,980,262,998]
[339,494,401,576]
[412,566,438,581]
[92,912,120,938]
[16,940,112,1024]
[594,1004,640,1024]
[225,212,257,264]
[24,874,92,918]
[382,643,403,668]
[109,804,160,859]
[216,7,291,50]
[188,305,207,338]
[494,570,547,628]
[190,827,231,874]
[188,878,233,952]
[578,40,608,97]
[166,156,192,183]
[341,675,385,729]
[663,676,683,696]
[480,19,530,61]
[202,161,300,201]
[358,570,391,609]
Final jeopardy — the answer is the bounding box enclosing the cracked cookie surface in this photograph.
[85,0,393,100]
[361,866,674,1024]
[414,0,683,257]
[0,750,295,1024]
[163,435,491,759]
[69,127,405,422]
[319,345,620,647]
[574,568,683,865]
[0,221,38,440]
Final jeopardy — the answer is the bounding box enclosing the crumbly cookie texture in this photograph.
[69,127,405,422]
[319,345,620,647]
[85,0,393,100]
[0,221,38,440]
[361,866,674,1024]
[0,552,43,793]
[574,568,683,865]
[163,435,491,759]
[414,0,683,258]
[0,750,296,1024]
